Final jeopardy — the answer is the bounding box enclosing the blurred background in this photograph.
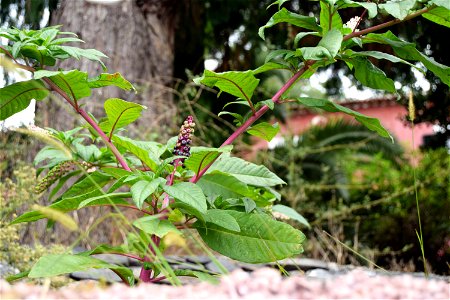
[1,0,449,276]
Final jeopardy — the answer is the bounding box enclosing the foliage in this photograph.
[1,0,449,284]
[260,124,449,273]
[258,119,404,216]
[0,163,66,283]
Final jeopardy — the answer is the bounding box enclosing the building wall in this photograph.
[251,101,435,153]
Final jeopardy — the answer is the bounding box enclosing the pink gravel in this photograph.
[1,268,449,299]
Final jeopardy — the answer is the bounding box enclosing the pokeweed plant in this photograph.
[1,0,449,286]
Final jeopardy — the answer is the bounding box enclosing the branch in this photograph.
[190,62,313,183]
[343,5,436,41]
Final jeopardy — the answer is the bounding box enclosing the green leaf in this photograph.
[347,57,396,93]
[423,6,450,28]
[247,122,280,142]
[130,179,164,209]
[343,50,420,71]
[133,216,181,238]
[28,254,135,286]
[112,135,161,171]
[208,156,286,187]
[194,210,306,263]
[378,0,416,20]
[103,98,145,133]
[318,29,343,58]
[253,62,292,75]
[296,46,332,60]
[204,209,240,232]
[88,73,136,91]
[258,8,321,40]
[319,1,343,34]
[197,171,254,200]
[430,0,450,10]
[364,31,450,86]
[295,97,393,141]
[184,146,233,176]
[264,49,295,63]
[50,37,85,45]
[336,1,377,18]
[61,171,112,198]
[11,192,129,224]
[272,204,310,228]
[163,182,207,216]
[0,80,49,120]
[52,46,108,70]
[194,70,259,103]
[172,269,219,284]
[35,70,91,102]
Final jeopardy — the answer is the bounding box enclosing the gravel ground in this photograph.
[1,268,449,299]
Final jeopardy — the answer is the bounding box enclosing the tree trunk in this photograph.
[38,0,177,140]
[30,0,179,247]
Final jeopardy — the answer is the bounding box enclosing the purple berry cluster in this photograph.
[173,116,195,164]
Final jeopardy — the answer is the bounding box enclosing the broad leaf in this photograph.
[272,204,310,228]
[163,182,207,216]
[197,171,254,200]
[364,31,450,86]
[104,98,145,133]
[319,1,343,34]
[295,97,393,141]
[318,29,343,58]
[133,215,181,238]
[194,210,306,263]
[61,171,112,199]
[347,57,396,93]
[423,6,450,28]
[247,122,280,142]
[113,135,161,171]
[297,45,330,60]
[194,70,259,104]
[258,8,321,40]
[184,146,233,176]
[50,45,108,70]
[130,178,164,209]
[343,49,419,70]
[0,80,48,120]
[11,192,130,224]
[28,254,135,286]
[204,209,240,232]
[207,156,285,187]
[253,62,292,75]
[379,0,416,20]
[336,1,377,18]
[430,0,450,10]
[35,70,91,102]
[88,73,136,91]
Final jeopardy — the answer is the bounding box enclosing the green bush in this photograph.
[259,121,449,274]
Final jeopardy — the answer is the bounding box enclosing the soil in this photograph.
[1,268,449,299]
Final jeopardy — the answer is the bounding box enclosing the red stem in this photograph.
[190,62,312,183]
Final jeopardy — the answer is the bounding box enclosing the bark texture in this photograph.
[39,0,177,139]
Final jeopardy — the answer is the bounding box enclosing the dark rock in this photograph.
[205,257,240,274]
[70,269,122,283]
[0,261,19,278]
[185,255,211,265]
